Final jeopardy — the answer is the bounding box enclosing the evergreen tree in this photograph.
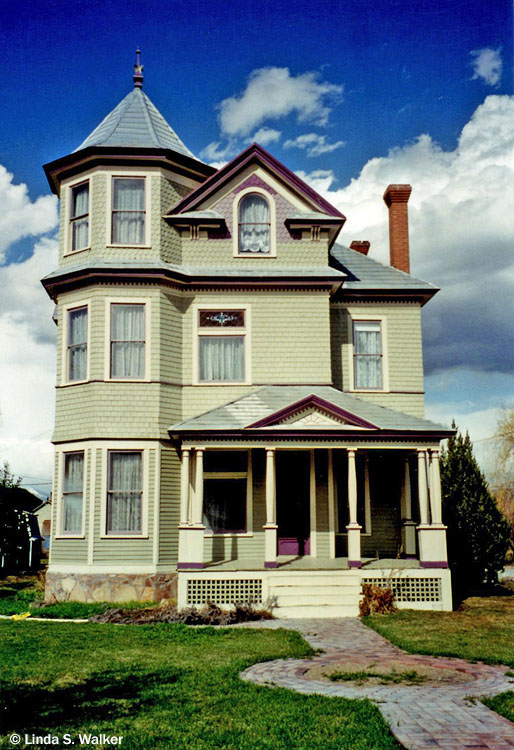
[441,422,510,589]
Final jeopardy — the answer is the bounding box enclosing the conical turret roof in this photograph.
[74,87,196,159]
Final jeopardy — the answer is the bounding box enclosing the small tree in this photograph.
[0,461,21,489]
[441,422,510,590]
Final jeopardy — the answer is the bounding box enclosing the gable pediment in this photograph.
[247,394,378,431]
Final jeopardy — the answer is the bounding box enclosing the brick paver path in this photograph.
[239,618,514,750]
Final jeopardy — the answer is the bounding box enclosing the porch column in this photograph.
[401,456,417,557]
[327,450,336,558]
[417,448,448,568]
[177,447,205,570]
[346,449,362,568]
[264,448,278,568]
[309,450,317,557]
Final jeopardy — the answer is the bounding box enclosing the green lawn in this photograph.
[364,594,514,725]
[0,620,401,750]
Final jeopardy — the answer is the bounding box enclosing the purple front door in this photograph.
[276,451,311,555]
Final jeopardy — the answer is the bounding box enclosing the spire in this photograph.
[133,48,144,88]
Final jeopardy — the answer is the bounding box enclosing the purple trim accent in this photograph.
[264,561,278,569]
[277,537,311,555]
[420,561,448,568]
[169,143,345,218]
[233,174,277,194]
[248,394,379,430]
[177,562,204,570]
[348,560,362,568]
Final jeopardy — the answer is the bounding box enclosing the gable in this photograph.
[247,394,378,430]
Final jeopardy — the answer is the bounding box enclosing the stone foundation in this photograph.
[45,571,178,604]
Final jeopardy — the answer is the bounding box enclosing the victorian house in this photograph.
[42,55,453,615]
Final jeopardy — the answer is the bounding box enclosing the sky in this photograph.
[0,0,513,495]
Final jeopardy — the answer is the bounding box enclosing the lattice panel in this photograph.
[187,578,263,606]
[362,577,441,603]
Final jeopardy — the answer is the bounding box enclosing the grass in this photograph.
[0,620,401,750]
[363,595,514,667]
[329,669,426,685]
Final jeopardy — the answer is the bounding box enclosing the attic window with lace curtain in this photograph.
[238,193,270,254]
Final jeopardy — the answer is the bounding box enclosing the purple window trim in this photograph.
[348,560,362,568]
[264,561,278,569]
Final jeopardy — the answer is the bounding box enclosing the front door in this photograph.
[276,451,310,555]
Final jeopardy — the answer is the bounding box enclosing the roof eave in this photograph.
[168,427,455,441]
[43,146,215,195]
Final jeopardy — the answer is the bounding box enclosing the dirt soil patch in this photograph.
[304,657,475,686]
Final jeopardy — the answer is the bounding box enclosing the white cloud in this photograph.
[199,140,238,164]
[218,67,343,137]
[248,127,282,146]
[295,169,337,194]
[300,95,514,380]
[0,177,58,482]
[284,132,345,157]
[0,166,57,262]
[470,47,502,87]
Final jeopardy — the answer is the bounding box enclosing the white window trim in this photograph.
[64,178,91,256]
[106,172,152,248]
[56,449,86,539]
[232,187,276,258]
[101,445,150,539]
[61,300,91,385]
[204,449,253,537]
[193,303,252,386]
[348,314,390,393]
[104,297,151,382]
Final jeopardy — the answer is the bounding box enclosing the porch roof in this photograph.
[169,385,454,439]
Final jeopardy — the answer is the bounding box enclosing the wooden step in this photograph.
[270,584,361,597]
[275,604,359,618]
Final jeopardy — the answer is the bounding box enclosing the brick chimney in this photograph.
[383,184,412,273]
[350,240,370,256]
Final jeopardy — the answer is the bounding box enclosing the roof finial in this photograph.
[133,48,144,88]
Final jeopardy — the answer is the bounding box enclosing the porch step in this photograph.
[274,604,360,618]
[268,573,362,618]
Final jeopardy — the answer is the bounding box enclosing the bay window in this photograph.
[353,320,383,390]
[62,452,84,534]
[110,303,145,379]
[67,306,88,381]
[203,452,249,533]
[111,177,145,245]
[70,181,89,251]
[198,309,246,383]
[106,451,143,535]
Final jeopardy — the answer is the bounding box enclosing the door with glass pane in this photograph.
[276,451,310,555]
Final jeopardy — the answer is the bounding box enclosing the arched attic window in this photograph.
[238,193,270,254]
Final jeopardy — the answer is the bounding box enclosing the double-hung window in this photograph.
[110,303,145,379]
[353,320,383,390]
[203,452,249,534]
[111,177,145,245]
[238,193,270,254]
[62,452,84,535]
[198,309,246,383]
[106,451,143,535]
[70,181,89,251]
[67,306,88,381]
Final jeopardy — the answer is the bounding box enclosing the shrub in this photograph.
[359,584,397,616]
[441,424,511,591]
[90,599,275,625]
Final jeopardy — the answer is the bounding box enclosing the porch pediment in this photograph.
[247,395,378,430]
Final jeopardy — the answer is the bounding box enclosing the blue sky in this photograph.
[0,0,513,492]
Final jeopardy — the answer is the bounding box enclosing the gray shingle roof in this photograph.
[169,385,452,434]
[75,88,196,158]
[331,244,438,293]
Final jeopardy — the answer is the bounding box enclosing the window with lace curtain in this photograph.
[62,452,84,535]
[110,303,145,379]
[111,177,146,245]
[197,309,247,383]
[106,451,143,535]
[69,181,89,252]
[353,320,383,389]
[238,193,270,254]
[67,306,88,382]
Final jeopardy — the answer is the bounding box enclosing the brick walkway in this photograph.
[239,618,514,750]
